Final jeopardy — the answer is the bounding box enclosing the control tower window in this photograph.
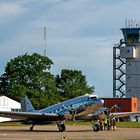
[127,34,139,43]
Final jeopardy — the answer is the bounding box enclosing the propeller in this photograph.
[71,110,77,125]
[62,105,77,124]
[109,104,119,111]
[104,108,110,116]
[104,104,120,117]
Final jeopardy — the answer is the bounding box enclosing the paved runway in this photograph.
[0,125,140,140]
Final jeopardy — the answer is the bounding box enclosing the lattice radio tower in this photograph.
[44,26,47,56]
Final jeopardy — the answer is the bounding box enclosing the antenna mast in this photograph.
[44,26,47,56]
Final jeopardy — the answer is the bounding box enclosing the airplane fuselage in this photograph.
[33,94,104,122]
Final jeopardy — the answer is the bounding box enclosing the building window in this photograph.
[3,98,8,106]
[3,98,6,106]
[11,109,21,112]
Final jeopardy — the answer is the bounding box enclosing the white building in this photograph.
[0,96,21,122]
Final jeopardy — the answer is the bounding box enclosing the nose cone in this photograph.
[98,99,104,106]
[101,99,104,105]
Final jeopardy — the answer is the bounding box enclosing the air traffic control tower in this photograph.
[113,26,140,99]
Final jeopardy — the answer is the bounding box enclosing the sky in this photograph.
[0,0,140,98]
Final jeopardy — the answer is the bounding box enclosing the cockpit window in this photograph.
[88,94,98,99]
[90,96,97,99]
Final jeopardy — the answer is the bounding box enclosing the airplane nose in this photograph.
[98,99,104,106]
[100,99,104,105]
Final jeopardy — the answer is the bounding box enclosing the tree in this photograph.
[0,53,58,109]
[0,53,95,108]
[56,69,94,99]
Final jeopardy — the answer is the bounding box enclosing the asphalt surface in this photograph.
[0,125,140,140]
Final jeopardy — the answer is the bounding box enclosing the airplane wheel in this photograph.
[59,124,66,132]
[93,124,99,132]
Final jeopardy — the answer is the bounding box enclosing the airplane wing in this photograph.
[0,111,63,122]
[110,112,140,118]
[77,109,140,121]
[92,107,140,119]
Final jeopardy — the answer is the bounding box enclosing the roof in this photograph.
[0,96,21,108]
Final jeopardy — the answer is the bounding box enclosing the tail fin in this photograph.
[21,97,35,112]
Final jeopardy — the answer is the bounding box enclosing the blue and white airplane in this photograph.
[0,94,139,132]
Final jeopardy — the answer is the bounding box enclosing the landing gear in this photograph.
[30,124,35,131]
[59,124,66,132]
[57,121,66,132]
[91,120,100,132]
[93,123,100,132]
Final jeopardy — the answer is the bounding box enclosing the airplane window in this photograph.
[90,96,97,99]
[89,94,98,99]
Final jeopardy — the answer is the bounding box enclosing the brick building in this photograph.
[102,98,138,113]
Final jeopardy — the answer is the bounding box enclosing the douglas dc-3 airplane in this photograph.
[0,94,139,132]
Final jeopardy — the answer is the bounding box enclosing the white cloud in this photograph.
[0,2,24,24]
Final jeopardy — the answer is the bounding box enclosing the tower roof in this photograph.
[121,28,140,44]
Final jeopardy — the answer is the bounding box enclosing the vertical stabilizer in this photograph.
[21,97,35,112]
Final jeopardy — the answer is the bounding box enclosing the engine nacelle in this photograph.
[92,107,110,120]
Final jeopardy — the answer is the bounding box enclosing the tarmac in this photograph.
[0,125,140,140]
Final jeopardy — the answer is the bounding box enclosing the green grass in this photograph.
[0,122,28,126]
[117,121,140,128]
